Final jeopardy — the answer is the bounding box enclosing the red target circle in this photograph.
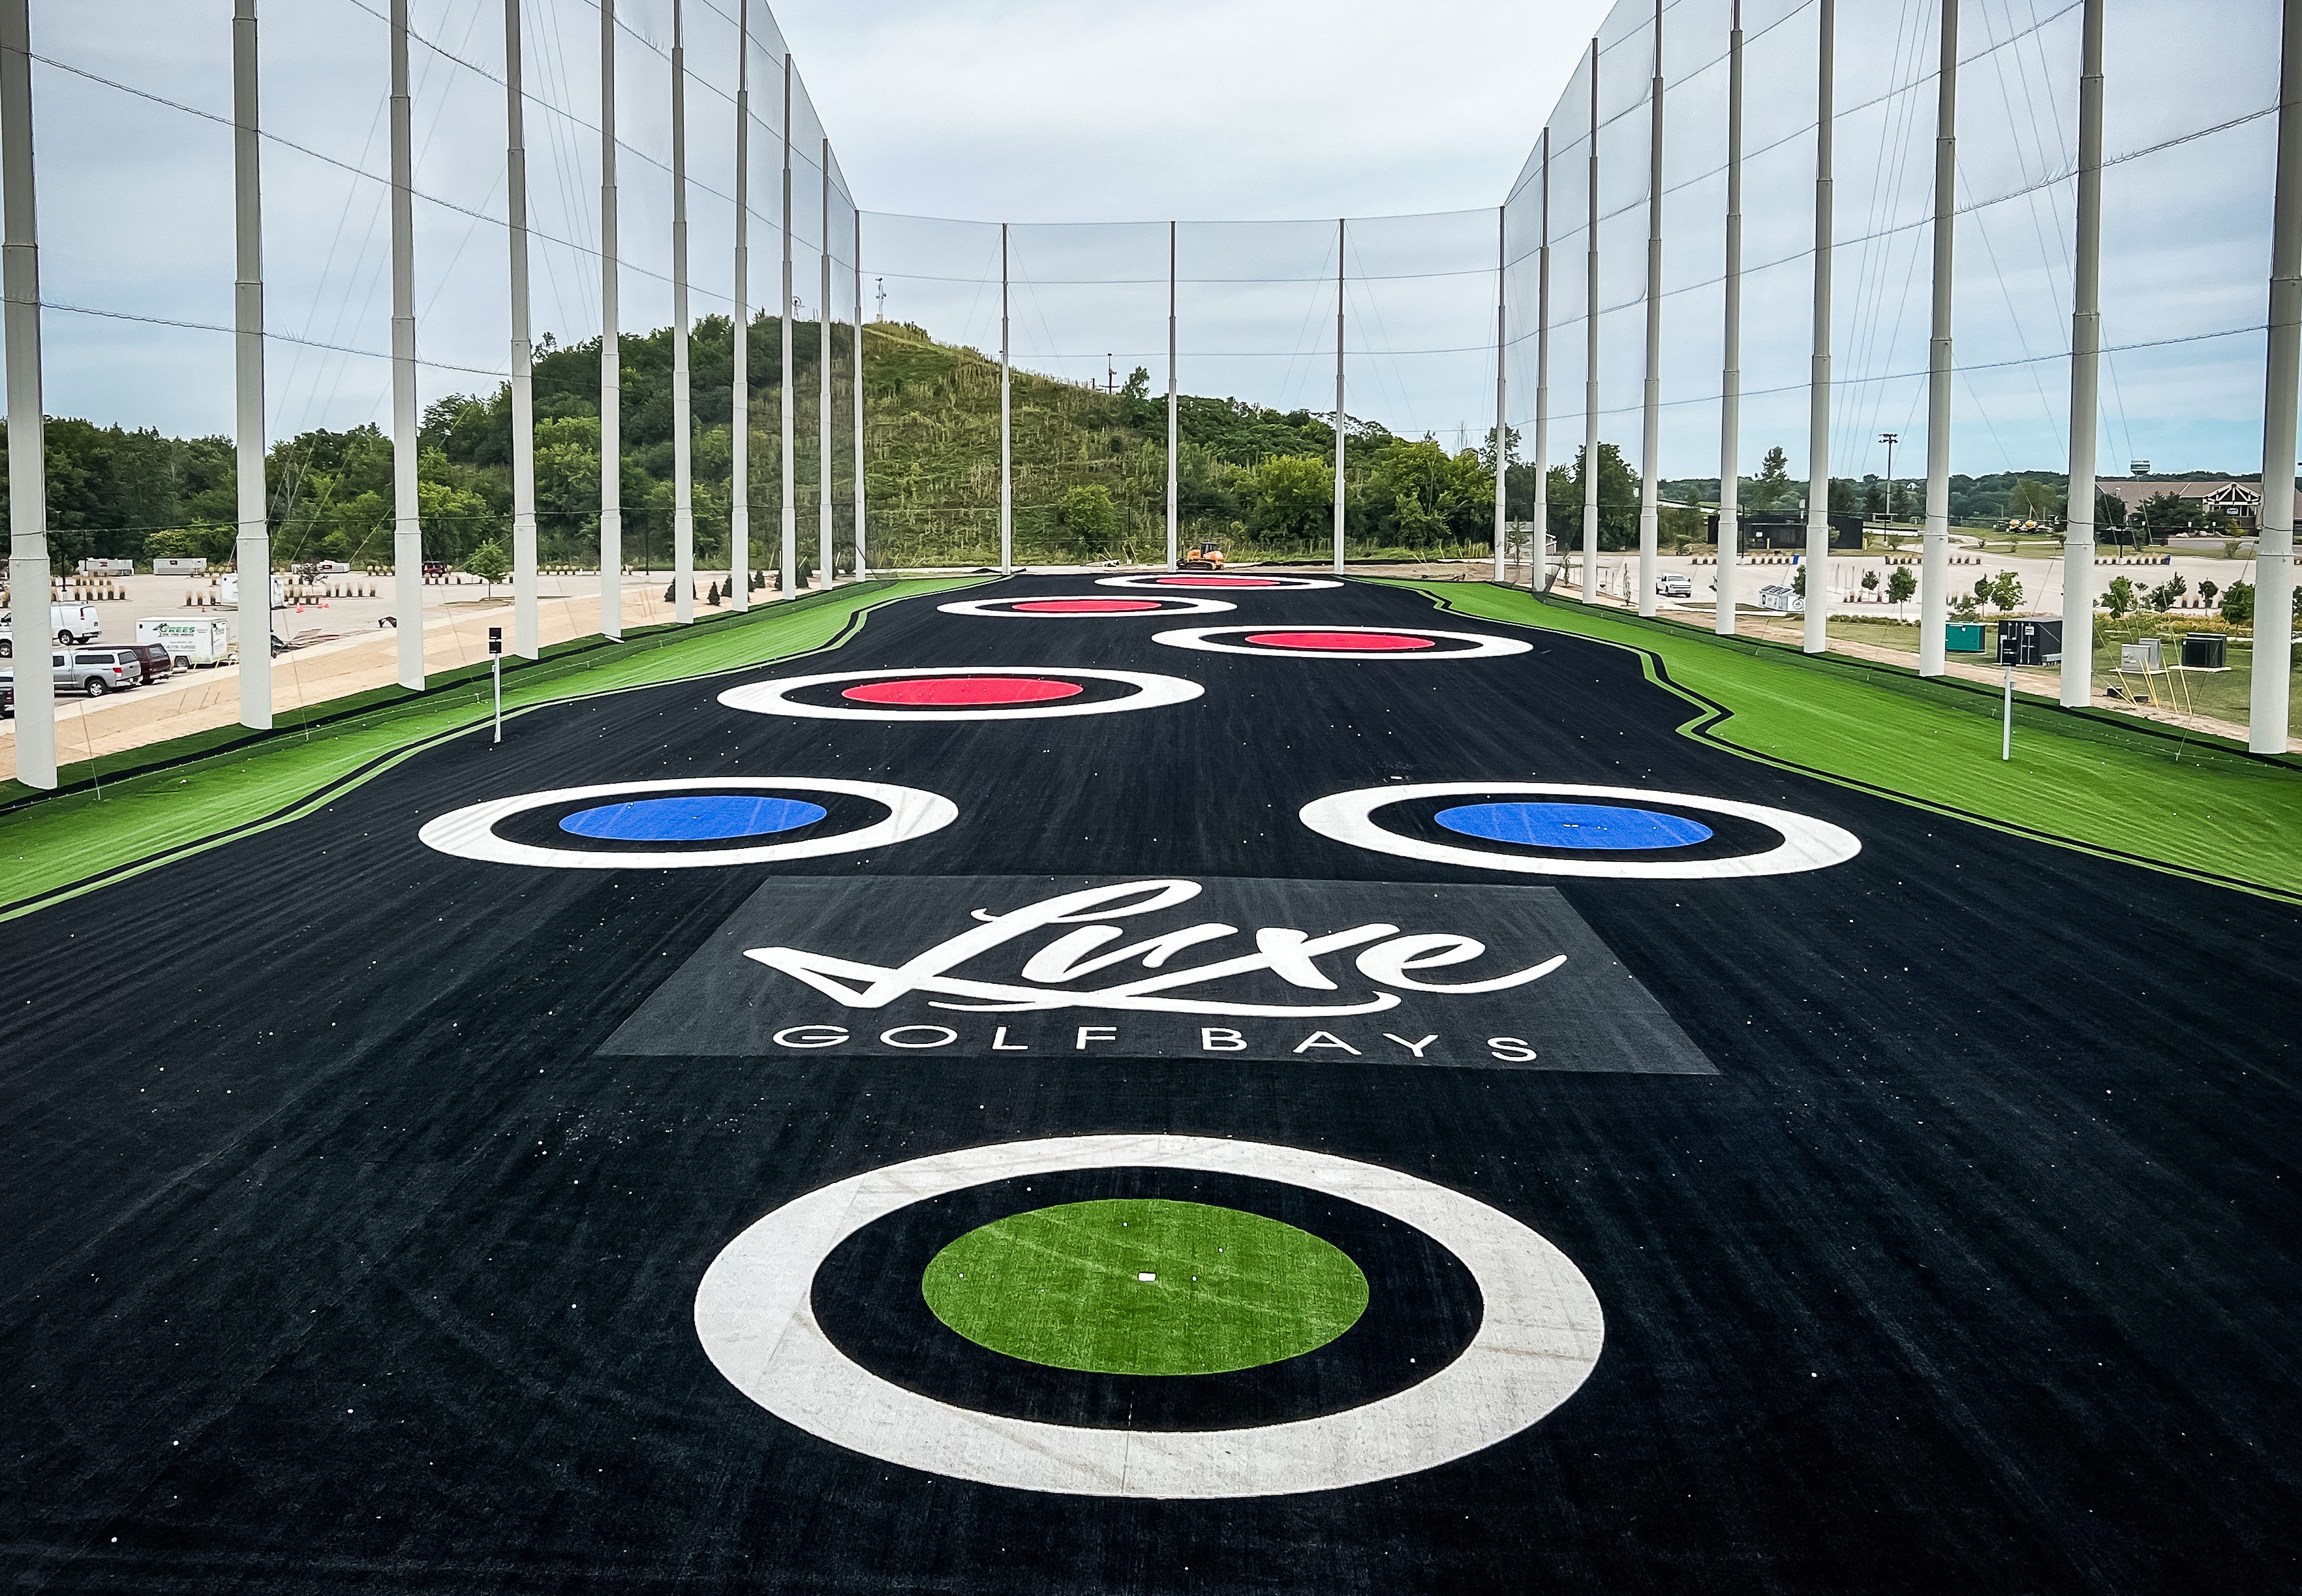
[840,677,1086,706]
[1009,598,1163,614]
[1146,575,1291,588]
[1244,630,1438,652]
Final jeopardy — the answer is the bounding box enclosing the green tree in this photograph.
[2104,575,2136,619]
[1860,568,1880,600]
[1987,569,2024,613]
[2198,579,2219,605]
[1242,455,1333,542]
[1886,565,1916,613]
[2218,579,2254,624]
[2005,477,2059,522]
[2145,574,2188,613]
[1743,446,1795,512]
[1057,483,1122,556]
[465,538,510,594]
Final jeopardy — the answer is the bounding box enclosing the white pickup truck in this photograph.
[0,602,102,654]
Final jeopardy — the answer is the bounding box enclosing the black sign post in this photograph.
[487,626,503,744]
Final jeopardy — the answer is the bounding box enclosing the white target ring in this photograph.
[693,1133,1604,1499]
[1298,781,1862,880]
[416,777,957,870]
[936,594,1237,618]
[1152,625,1532,660]
[1097,574,1342,592]
[719,667,1204,722]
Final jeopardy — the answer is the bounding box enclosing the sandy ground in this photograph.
[0,571,778,782]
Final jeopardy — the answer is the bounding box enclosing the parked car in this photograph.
[1655,572,1694,599]
[112,641,174,684]
[54,647,144,696]
[0,602,103,654]
[0,674,13,718]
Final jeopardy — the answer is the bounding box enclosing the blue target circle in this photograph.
[1434,802,1714,852]
[559,795,829,842]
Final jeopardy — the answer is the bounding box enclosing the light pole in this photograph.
[1879,432,1899,527]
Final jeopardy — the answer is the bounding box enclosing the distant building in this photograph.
[1717,510,1864,550]
[2096,478,2302,534]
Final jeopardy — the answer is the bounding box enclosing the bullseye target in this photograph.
[1098,573,1342,592]
[1153,625,1532,660]
[937,594,1237,619]
[694,1134,1603,1499]
[417,778,957,870]
[1298,781,1862,880]
[719,666,1203,722]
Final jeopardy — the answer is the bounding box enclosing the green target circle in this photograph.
[920,1197,1370,1376]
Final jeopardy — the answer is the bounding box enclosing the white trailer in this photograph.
[153,556,209,575]
[136,616,238,669]
[218,574,287,609]
[77,557,134,576]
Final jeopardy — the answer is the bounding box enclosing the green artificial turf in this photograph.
[1385,580,2302,903]
[0,579,981,921]
[921,1199,1370,1377]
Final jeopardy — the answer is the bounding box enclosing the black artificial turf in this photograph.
[1,575,2296,1593]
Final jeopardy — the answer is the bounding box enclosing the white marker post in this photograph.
[728,0,750,613]
[2063,0,2105,707]
[389,0,422,690]
[489,624,504,744]
[1716,0,1744,636]
[1636,0,1665,618]
[1582,41,1601,605]
[1,0,57,788]
[778,55,797,598]
[1333,217,1346,575]
[233,0,271,728]
[1167,219,1179,572]
[598,0,622,639]
[1533,129,1551,596]
[818,138,833,592]
[2250,0,2301,754]
[1804,0,1835,656]
[1000,221,1013,575]
[504,0,538,659]
[1493,204,1507,583]
[670,1,693,624]
[1919,0,1960,676]
[2003,658,2014,761]
[853,210,867,579]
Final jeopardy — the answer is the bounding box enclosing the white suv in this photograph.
[1655,572,1695,599]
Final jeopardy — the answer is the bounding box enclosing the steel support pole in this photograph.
[1333,218,1346,573]
[1803,0,1835,654]
[387,0,422,689]
[2062,0,2106,705]
[2254,0,2302,752]
[1000,222,1012,574]
[853,211,866,579]
[503,0,538,657]
[1582,42,1601,604]
[818,140,833,591]
[1,0,54,786]
[1167,219,1178,571]
[1636,1,1665,617]
[1533,130,1551,596]
[669,2,693,622]
[1717,1,1744,636]
[233,0,271,726]
[728,0,749,612]
[1920,0,1960,675]
[1493,204,1508,582]
[778,55,796,598]
[598,0,621,637]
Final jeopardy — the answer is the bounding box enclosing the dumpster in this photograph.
[2180,632,2228,669]
[1946,622,1985,652]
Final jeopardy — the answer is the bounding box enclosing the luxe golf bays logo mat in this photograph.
[601,875,1716,1072]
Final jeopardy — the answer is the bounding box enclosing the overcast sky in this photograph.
[12,0,2290,477]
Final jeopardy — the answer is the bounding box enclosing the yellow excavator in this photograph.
[1180,543,1226,570]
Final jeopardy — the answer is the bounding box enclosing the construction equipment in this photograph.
[1179,544,1225,571]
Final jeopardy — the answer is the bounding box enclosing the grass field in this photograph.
[0,579,980,921]
[1391,580,2302,902]
[921,1199,1369,1377]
